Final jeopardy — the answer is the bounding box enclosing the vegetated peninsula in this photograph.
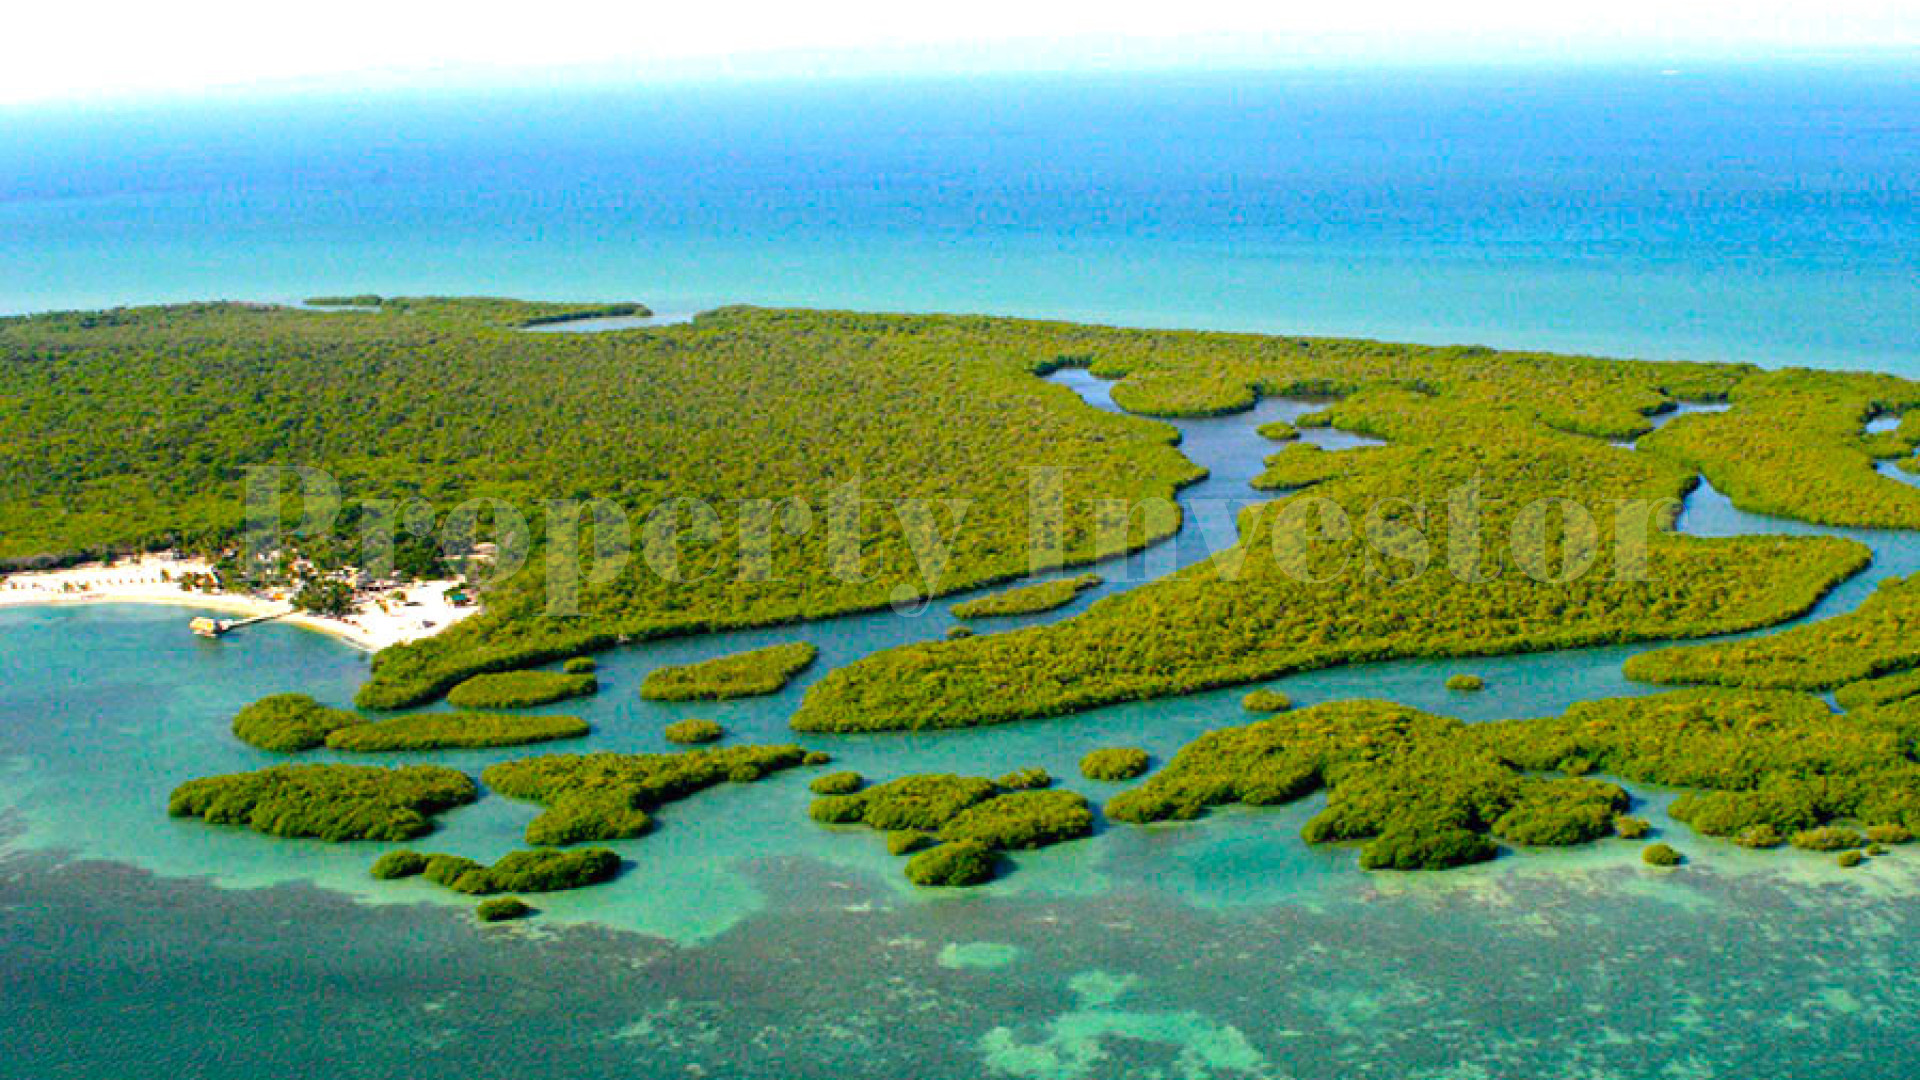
[1625,571,1920,694]
[9,300,1920,744]
[307,295,652,325]
[480,745,828,846]
[640,642,818,701]
[951,573,1102,619]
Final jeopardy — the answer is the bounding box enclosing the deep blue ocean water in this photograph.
[3,63,1915,370]
[5,63,1920,1079]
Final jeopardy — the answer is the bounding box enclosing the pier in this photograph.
[189,612,284,638]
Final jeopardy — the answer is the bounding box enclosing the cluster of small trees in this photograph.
[371,847,621,895]
[1079,748,1151,781]
[808,771,1095,886]
[1094,688,1920,870]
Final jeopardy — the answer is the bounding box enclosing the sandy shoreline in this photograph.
[0,555,476,651]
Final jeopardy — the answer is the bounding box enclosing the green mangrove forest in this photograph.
[785,312,1916,733]
[7,301,1914,728]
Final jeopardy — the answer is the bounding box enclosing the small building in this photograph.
[190,617,233,638]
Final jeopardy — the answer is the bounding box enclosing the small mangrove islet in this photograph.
[809,770,865,795]
[1079,747,1152,781]
[662,718,725,745]
[1241,690,1292,714]
[1642,843,1683,867]
[168,764,478,841]
[640,642,819,701]
[476,896,534,922]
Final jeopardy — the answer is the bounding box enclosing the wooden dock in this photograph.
[189,612,284,638]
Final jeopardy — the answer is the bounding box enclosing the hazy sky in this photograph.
[4,1,1916,104]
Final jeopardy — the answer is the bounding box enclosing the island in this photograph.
[6,298,1920,880]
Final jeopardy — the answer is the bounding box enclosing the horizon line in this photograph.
[4,40,1916,112]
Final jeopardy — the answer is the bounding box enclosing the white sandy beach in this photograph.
[0,555,477,651]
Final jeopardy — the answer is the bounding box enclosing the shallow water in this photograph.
[5,366,1920,1075]
[519,311,701,331]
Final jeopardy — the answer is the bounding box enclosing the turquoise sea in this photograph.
[4,62,1920,1078]
[3,63,1916,371]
